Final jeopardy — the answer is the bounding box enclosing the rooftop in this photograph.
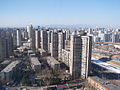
[38,48,46,53]
[1,61,20,73]
[90,76,120,90]
[30,57,41,65]
[47,56,60,65]
[1,60,11,65]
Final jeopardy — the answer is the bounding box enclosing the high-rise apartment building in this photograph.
[58,31,65,60]
[47,30,52,53]
[35,30,40,49]
[0,33,7,60]
[5,34,13,57]
[51,31,58,58]
[12,30,17,49]
[41,30,48,51]
[31,29,35,49]
[0,31,13,60]
[70,32,92,79]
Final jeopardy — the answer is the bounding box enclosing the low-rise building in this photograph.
[0,61,21,81]
[30,57,41,70]
[47,56,60,70]
[62,48,70,67]
[88,76,120,90]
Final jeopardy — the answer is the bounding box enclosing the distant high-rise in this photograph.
[22,30,28,40]
[88,28,93,34]
[70,32,92,79]
[98,31,104,41]
[63,30,70,40]
[17,29,22,46]
[27,24,33,39]
[112,33,120,43]
[38,26,40,29]
[104,34,111,42]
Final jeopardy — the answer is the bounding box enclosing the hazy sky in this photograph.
[0,0,120,27]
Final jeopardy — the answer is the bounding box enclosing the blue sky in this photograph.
[0,0,120,27]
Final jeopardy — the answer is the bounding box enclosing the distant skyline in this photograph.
[0,0,120,28]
